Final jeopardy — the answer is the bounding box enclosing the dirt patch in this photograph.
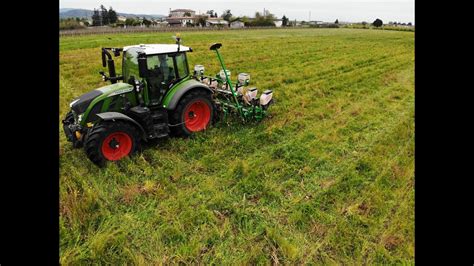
[383,235,402,251]
[121,184,141,204]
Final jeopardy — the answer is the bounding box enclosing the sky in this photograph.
[60,0,415,23]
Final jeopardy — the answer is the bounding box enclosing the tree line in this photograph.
[92,5,118,26]
[190,9,291,27]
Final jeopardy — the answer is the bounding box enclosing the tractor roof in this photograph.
[123,44,191,55]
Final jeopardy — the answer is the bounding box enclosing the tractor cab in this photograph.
[121,44,192,105]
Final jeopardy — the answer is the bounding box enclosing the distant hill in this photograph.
[59,8,166,20]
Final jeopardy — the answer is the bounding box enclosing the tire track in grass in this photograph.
[192,64,412,260]
[264,95,412,259]
[319,110,414,264]
[192,59,412,182]
[275,70,413,263]
[198,43,409,89]
[265,57,412,134]
[225,62,412,237]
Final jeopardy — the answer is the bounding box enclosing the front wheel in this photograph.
[84,121,141,166]
[169,90,215,137]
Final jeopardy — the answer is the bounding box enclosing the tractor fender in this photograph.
[96,112,148,140]
[164,80,213,110]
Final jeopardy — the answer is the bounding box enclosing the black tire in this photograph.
[84,121,141,167]
[169,89,215,137]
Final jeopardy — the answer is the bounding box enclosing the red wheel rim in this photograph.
[101,132,132,161]
[184,99,211,132]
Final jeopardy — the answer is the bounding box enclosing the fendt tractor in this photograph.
[62,36,274,166]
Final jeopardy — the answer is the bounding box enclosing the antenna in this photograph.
[173,33,181,52]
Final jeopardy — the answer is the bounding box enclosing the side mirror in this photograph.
[138,56,148,78]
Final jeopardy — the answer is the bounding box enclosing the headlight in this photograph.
[77,114,83,123]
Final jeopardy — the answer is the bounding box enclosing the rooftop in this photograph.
[123,44,191,55]
[170,9,195,12]
[207,20,229,25]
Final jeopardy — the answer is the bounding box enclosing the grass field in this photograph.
[60,28,414,264]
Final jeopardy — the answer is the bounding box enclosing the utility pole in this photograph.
[309,11,311,22]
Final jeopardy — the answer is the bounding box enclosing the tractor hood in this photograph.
[70,83,133,115]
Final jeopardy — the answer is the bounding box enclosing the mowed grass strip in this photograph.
[60,28,414,264]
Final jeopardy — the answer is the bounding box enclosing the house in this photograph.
[166,18,184,27]
[117,16,127,22]
[230,19,245,28]
[273,19,283,27]
[308,21,324,25]
[206,18,229,27]
[169,9,196,17]
[166,8,196,26]
[154,21,168,27]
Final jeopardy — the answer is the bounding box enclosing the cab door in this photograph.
[145,54,177,105]
[145,53,189,106]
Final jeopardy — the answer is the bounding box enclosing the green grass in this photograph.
[60,28,414,264]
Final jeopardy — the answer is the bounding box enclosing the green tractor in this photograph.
[62,36,274,166]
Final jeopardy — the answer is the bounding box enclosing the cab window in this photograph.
[174,53,189,78]
[122,47,140,81]
[146,54,176,83]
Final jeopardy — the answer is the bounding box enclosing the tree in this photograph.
[142,17,152,27]
[197,16,207,27]
[407,22,412,26]
[264,11,275,20]
[125,18,135,26]
[206,10,214,17]
[100,5,109,25]
[335,19,339,24]
[282,15,289,26]
[214,12,218,18]
[92,9,101,26]
[60,18,86,30]
[184,12,192,17]
[132,19,141,26]
[108,7,118,24]
[221,9,232,21]
[372,18,383,27]
[247,11,275,27]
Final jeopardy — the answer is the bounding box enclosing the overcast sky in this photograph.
[60,0,414,23]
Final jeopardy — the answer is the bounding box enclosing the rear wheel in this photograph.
[170,90,214,137]
[84,121,140,166]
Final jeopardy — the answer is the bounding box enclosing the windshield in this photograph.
[146,52,189,80]
[146,54,176,83]
[122,48,141,82]
[123,50,189,83]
